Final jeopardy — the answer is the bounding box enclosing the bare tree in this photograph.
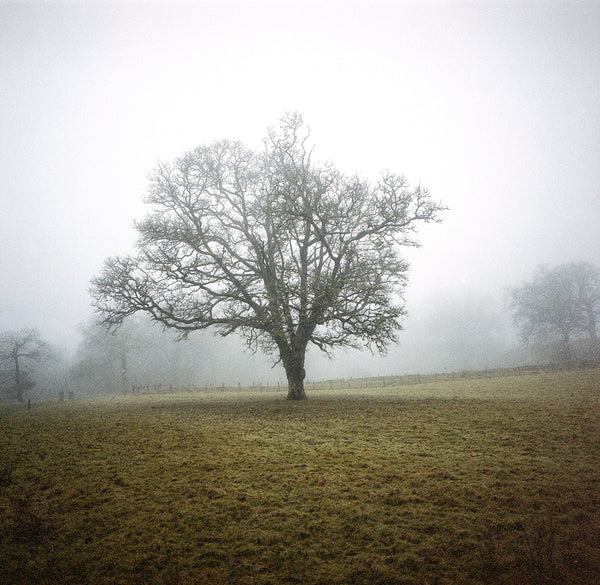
[71,315,203,395]
[71,317,151,395]
[509,262,600,363]
[0,329,51,402]
[91,114,444,399]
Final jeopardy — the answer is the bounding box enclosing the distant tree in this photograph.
[71,315,195,395]
[71,318,149,395]
[91,113,445,399]
[0,329,52,402]
[508,262,600,363]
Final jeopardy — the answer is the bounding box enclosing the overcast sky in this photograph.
[1,1,599,373]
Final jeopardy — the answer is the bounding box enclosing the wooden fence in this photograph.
[128,361,599,397]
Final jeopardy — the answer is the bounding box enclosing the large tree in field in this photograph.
[0,328,51,402]
[509,262,600,363]
[91,114,444,399]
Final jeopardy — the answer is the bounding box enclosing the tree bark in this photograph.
[286,371,307,400]
[282,348,308,400]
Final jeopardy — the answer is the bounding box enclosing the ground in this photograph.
[1,368,599,584]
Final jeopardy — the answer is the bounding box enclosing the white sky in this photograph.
[1,0,599,366]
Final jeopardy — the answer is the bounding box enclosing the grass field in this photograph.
[1,368,599,584]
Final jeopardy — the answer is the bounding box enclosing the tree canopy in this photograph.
[91,114,445,398]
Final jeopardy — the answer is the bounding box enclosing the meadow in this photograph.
[1,368,599,584]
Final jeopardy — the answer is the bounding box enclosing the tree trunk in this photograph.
[14,356,23,403]
[286,372,307,400]
[586,322,600,361]
[561,333,572,364]
[282,348,308,400]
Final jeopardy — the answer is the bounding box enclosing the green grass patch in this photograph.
[1,369,599,584]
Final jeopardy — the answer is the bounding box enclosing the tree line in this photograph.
[2,260,599,403]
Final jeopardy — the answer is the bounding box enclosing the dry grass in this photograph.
[1,368,599,584]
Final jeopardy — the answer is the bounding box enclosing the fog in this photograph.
[1,1,599,388]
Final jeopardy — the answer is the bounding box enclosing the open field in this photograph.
[1,368,599,584]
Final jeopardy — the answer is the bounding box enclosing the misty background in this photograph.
[1,1,599,393]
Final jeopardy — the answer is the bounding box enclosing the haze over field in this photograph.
[1,1,599,382]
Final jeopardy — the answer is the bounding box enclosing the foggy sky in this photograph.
[1,1,599,376]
